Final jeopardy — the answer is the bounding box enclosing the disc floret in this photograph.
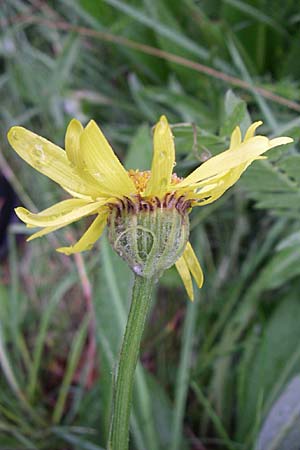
[7,115,293,300]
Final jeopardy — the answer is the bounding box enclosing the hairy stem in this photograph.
[108,275,154,450]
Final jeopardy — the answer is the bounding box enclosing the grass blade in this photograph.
[52,315,89,424]
[170,281,199,450]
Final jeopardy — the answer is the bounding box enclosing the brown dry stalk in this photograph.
[73,251,97,388]
[11,15,300,113]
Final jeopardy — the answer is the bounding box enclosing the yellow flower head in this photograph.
[7,116,292,300]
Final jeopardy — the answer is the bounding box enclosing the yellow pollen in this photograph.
[128,169,182,195]
[128,170,151,194]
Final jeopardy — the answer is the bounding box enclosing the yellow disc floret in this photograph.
[128,170,151,195]
[128,169,182,197]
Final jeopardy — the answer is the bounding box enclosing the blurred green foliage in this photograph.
[0,1,300,449]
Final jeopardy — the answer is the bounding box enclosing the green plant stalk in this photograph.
[108,275,154,450]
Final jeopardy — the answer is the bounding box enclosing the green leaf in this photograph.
[125,123,152,171]
[236,294,300,441]
[221,102,247,136]
[103,0,231,73]
[52,316,89,424]
[222,90,251,136]
[256,245,300,290]
[255,376,300,450]
[241,147,300,217]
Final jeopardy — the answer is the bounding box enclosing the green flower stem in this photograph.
[108,274,154,450]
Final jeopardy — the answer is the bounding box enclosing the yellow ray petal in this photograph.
[7,126,100,198]
[65,118,84,168]
[175,255,194,301]
[57,212,108,255]
[183,242,204,288]
[15,199,107,228]
[27,217,88,241]
[27,222,71,241]
[177,135,293,188]
[30,198,92,216]
[65,120,111,196]
[229,126,242,150]
[80,120,136,197]
[244,121,263,141]
[61,186,94,201]
[25,199,92,241]
[192,160,251,206]
[145,115,175,197]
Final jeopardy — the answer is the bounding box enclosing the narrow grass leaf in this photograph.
[170,278,199,450]
[28,272,81,399]
[52,315,89,424]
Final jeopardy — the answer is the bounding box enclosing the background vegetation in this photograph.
[1,1,300,449]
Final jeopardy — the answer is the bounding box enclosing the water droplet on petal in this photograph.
[93,172,105,182]
[34,144,44,155]
[30,144,48,169]
[133,264,143,276]
[160,151,167,158]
